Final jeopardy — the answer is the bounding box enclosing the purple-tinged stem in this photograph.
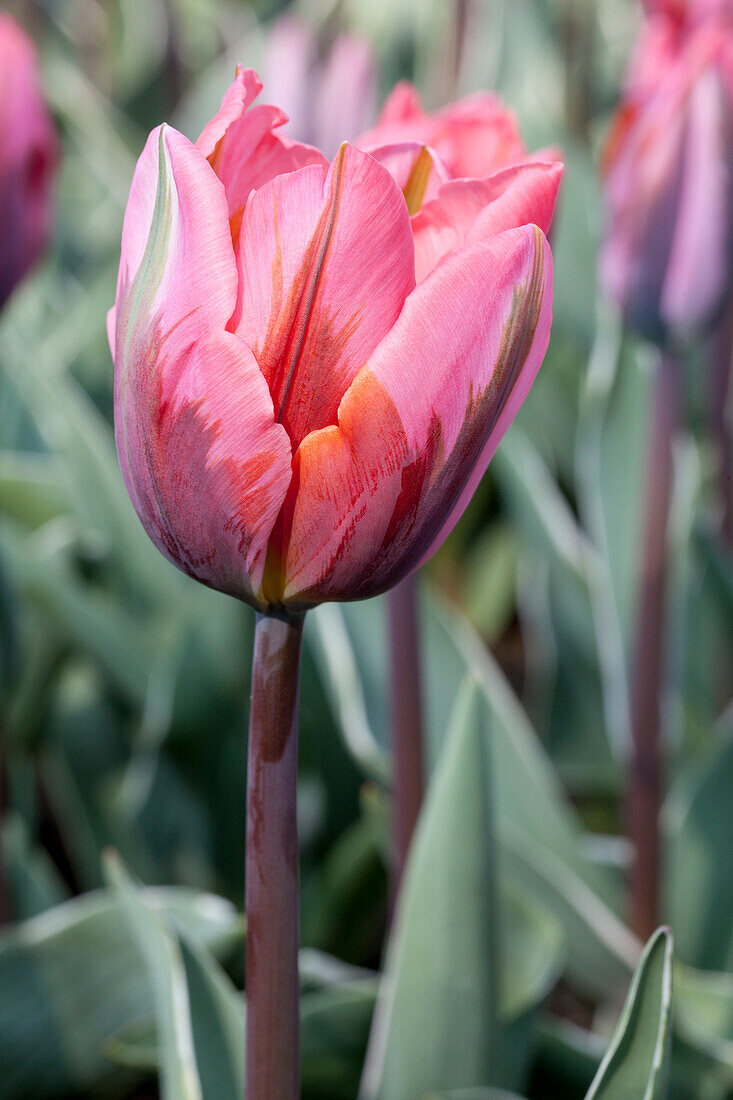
[711,306,733,547]
[628,351,679,943]
[388,575,426,889]
[0,729,6,925]
[246,611,303,1100]
[453,0,471,90]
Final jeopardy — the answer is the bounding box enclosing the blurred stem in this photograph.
[0,728,6,925]
[246,612,303,1100]
[711,305,733,547]
[561,0,594,142]
[388,575,426,890]
[453,0,471,93]
[628,352,679,942]
[161,0,184,114]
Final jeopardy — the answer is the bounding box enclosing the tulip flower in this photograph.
[264,17,377,158]
[600,14,732,344]
[0,15,58,309]
[110,66,558,1097]
[601,4,732,940]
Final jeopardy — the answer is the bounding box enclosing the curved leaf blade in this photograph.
[585,927,674,1100]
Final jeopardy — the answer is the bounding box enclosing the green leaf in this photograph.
[0,318,178,610]
[494,428,619,785]
[104,851,244,1100]
[0,451,67,529]
[301,979,379,1100]
[674,965,733,1078]
[585,927,674,1100]
[664,725,733,970]
[361,679,564,1098]
[460,524,518,641]
[425,591,637,998]
[0,881,239,1099]
[0,813,69,920]
[427,1091,527,1100]
[361,679,500,1099]
[318,588,637,1000]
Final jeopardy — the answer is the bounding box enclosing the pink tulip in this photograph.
[264,17,377,158]
[357,81,529,180]
[600,12,733,342]
[110,67,559,615]
[642,0,732,28]
[0,15,58,308]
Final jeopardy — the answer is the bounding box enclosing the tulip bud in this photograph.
[600,14,733,344]
[0,15,58,308]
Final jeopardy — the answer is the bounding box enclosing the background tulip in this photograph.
[600,13,733,345]
[264,17,377,158]
[642,0,733,26]
[0,15,58,309]
[358,82,528,180]
[600,0,733,940]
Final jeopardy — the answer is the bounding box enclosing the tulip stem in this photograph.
[628,351,679,942]
[246,611,303,1100]
[711,305,733,547]
[388,575,426,889]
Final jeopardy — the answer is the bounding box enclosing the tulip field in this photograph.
[0,0,731,1097]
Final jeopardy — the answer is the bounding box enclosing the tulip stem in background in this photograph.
[246,612,304,1100]
[388,575,426,889]
[628,352,679,943]
[711,306,733,547]
[453,0,471,90]
[0,734,6,925]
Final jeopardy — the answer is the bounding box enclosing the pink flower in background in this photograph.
[642,0,732,29]
[110,68,560,612]
[357,81,562,283]
[358,82,529,180]
[0,15,58,308]
[600,13,733,342]
[264,17,377,158]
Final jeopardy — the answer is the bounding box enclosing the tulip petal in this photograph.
[114,125,237,383]
[374,81,424,126]
[412,159,563,281]
[429,94,526,178]
[143,331,293,604]
[662,67,733,331]
[283,225,552,602]
[367,142,450,211]
[314,33,378,157]
[196,66,327,242]
[599,89,687,341]
[236,143,416,450]
[113,125,292,606]
[196,66,264,158]
[359,86,526,179]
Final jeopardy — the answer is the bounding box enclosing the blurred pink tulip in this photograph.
[642,0,732,28]
[600,12,733,342]
[0,15,58,308]
[110,68,559,613]
[358,82,529,180]
[264,17,377,158]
